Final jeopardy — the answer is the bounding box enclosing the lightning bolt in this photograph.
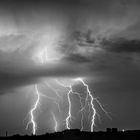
[51,112,58,132]
[74,78,96,132]
[26,84,41,135]
[66,87,72,130]
[75,78,111,131]
[55,79,92,131]
[56,78,96,132]
[26,81,62,135]
[55,80,73,130]
[56,78,110,132]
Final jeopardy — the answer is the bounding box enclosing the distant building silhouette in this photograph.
[106,128,111,132]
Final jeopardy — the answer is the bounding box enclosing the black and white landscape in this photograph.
[0,0,140,139]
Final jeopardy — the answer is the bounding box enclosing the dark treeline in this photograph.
[1,129,140,140]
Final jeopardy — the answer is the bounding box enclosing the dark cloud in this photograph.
[0,61,79,92]
[101,38,140,53]
[64,54,92,63]
[60,29,140,66]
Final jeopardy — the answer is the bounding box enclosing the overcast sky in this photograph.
[0,0,140,135]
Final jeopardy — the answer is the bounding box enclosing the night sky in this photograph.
[0,0,140,135]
